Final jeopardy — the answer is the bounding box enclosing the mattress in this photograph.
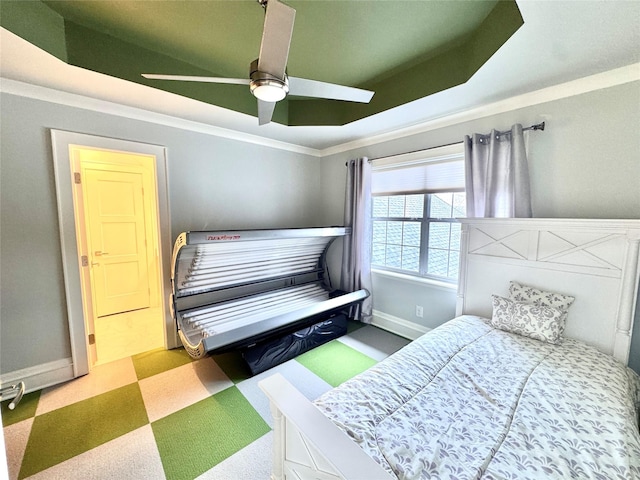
[314,315,640,480]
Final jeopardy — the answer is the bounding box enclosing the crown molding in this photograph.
[1,63,638,159]
[319,63,640,157]
[0,78,321,157]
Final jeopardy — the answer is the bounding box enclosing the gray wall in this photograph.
[0,93,322,374]
[2,80,639,376]
[321,81,640,357]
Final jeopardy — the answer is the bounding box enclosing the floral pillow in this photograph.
[508,281,575,311]
[491,295,566,344]
[507,281,575,337]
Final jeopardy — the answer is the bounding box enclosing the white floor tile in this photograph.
[196,431,272,480]
[25,425,165,480]
[3,418,33,480]
[139,358,233,422]
[236,359,332,428]
[36,357,138,415]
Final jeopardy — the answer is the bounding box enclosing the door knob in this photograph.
[95,251,109,256]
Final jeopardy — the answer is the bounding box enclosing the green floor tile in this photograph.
[18,383,148,479]
[132,347,194,380]
[152,386,270,480]
[295,339,377,387]
[1,390,40,427]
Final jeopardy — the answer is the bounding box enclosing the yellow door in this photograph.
[84,165,151,317]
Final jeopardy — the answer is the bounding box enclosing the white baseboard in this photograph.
[0,358,75,394]
[371,310,431,340]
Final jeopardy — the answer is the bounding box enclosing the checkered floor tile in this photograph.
[2,324,409,479]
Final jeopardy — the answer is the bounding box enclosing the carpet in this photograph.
[19,383,148,478]
[152,387,270,480]
[2,323,408,479]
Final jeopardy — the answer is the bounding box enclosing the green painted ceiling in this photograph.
[1,0,523,126]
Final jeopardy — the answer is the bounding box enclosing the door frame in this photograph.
[51,130,177,377]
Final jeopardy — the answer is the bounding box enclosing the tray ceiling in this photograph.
[1,1,638,151]
[1,0,523,126]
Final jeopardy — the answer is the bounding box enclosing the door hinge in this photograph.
[88,334,95,345]
[74,172,81,184]
[81,255,89,267]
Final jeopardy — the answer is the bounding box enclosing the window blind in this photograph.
[371,143,465,194]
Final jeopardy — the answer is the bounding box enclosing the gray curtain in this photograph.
[341,158,373,323]
[464,123,532,218]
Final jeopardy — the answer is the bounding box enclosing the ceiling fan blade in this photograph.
[257,0,296,79]
[142,74,250,85]
[257,99,277,125]
[288,77,374,103]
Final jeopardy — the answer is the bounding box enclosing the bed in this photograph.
[259,218,640,480]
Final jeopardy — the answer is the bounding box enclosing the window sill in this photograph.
[371,268,458,292]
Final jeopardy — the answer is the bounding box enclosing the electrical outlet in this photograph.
[415,305,424,318]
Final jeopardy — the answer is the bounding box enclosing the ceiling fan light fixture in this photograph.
[250,79,288,102]
[249,58,289,102]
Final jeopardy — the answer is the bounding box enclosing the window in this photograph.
[372,192,466,281]
[370,143,466,282]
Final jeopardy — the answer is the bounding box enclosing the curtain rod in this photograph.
[345,122,545,165]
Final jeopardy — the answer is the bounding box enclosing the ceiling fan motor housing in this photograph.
[249,59,289,102]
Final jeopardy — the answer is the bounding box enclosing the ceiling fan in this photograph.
[142,0,374,125]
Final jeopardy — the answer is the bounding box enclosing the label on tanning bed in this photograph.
[206,234,241,241]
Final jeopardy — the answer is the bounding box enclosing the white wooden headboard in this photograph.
[456,218,640,364]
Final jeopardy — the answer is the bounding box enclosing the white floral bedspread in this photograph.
[314,315,640,480]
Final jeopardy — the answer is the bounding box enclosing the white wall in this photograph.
[0,92,322,376]
[321,81,640,334]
